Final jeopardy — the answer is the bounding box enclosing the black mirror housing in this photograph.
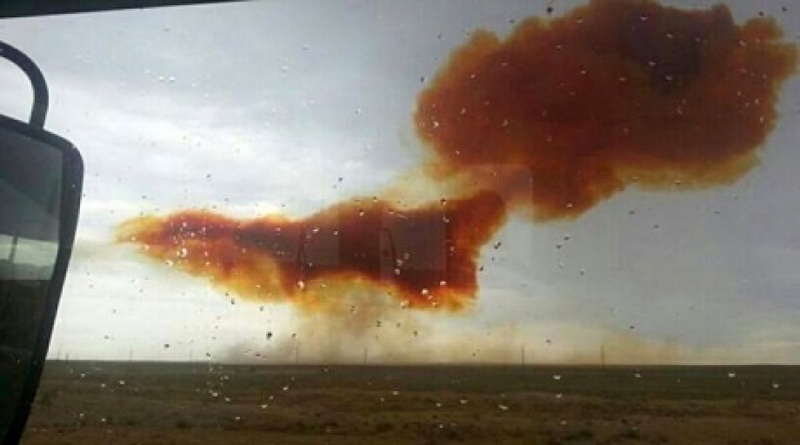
[0,42,83,445]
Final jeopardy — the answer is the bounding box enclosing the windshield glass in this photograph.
[4,1,800,443]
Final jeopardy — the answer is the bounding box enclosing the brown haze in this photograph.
[118,0,796,333]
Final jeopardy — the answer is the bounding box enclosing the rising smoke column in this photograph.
[118,0,797,310]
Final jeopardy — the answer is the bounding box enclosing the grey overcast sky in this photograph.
[2,0,800,364]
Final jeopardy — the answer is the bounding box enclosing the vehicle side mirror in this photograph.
[0,41,83,445]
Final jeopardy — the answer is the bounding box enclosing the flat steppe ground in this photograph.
[20,361,800,444]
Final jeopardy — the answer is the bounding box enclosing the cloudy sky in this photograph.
[2,0,800,364]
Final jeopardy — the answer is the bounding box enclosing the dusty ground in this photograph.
[19,361,800,444]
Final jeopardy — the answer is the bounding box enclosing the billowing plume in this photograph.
[118,0,796,310]
[416,0,797,220]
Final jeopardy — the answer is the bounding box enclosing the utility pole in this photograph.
[363,347,369,366]
[600,344,606,369]
[520,344,526,366]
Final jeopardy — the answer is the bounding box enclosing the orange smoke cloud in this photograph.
[416,0,797,219]
[118,191,506,310]
[118,0,796,310]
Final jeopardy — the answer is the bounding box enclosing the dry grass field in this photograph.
[19,361,800,444]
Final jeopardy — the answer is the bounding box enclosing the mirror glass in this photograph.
[0,124,62,441]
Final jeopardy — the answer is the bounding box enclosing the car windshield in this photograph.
[4,0,800,443]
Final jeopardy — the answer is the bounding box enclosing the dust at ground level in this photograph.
[21,361,800,444]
